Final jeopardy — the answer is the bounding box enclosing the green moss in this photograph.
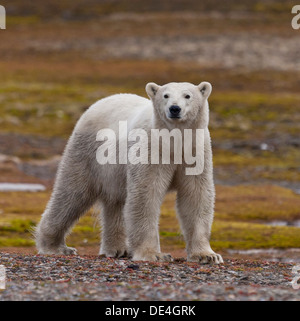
[0,237,35,247]
[0,219,36,233]
[254,2,293,13]
[213,147,300,185]
[215,185,300,223]
[0,81,105,137]
[65,213,100,246]
[209,91,300,144]
[0,191,49,217]
[211,220,300,250]
[0,183,299,252]
[6,15,41,26]
[72,225,95,233]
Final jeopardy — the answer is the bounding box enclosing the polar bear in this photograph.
[35,81,223,264]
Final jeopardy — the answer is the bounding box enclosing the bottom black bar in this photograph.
[2,301,289,320]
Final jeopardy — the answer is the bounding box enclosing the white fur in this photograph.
[35,82,223,264]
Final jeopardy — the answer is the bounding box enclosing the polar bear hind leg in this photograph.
[35,139,98,255]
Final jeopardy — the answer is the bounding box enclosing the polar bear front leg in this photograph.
[124,164,174,262]
[176,176,223,264]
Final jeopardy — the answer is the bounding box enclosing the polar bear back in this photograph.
[76,94,153,134]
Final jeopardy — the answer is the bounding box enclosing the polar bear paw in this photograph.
[38,245,77,256]
[60,246,78,255]
[100,248,128,258]
[132,250,173,262]
[188,251,223,264]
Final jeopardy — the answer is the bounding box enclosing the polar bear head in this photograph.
[145,81,212,128]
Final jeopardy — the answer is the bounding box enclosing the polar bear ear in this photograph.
[146,82,161,100]
[198,82,212,99]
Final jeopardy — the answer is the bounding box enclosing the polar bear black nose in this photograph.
[169,105,181,117]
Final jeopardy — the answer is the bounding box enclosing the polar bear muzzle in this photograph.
[168,105,181,118]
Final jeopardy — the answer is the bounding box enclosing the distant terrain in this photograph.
[0,0,299,264]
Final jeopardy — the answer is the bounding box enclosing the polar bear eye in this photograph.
[185,94,191,99]
[164,94,169,99]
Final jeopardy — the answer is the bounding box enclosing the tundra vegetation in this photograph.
[0,0,299,260]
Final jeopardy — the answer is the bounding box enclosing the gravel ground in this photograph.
[0,253,299,301]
